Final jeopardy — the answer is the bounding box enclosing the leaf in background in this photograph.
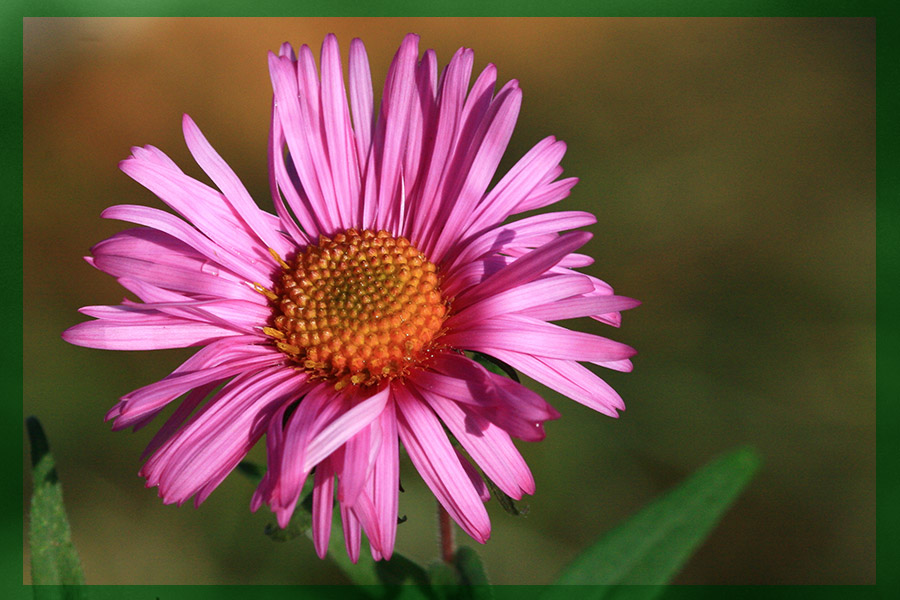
[454,546,491,590]
[236,460,264,482]
[427,560,460,588]
[550,446,761,596]
[264,517,311,543]
[423,548,492,600]
[243,461,429,591]
[374,552,430,586]
[27,416,87,595]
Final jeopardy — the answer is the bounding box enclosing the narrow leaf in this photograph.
[551,446,761,594]
[484,477,527,517]
[27,416,87,594]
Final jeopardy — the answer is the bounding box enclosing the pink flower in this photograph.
[63,33,639,562]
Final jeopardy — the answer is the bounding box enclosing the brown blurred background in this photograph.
[23,18,875,584]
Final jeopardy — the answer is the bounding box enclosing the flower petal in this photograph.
[320,34,361,227]
[443,314,637,364]
[394,384,491,543]
[303,385,391,471]
[481,348,627,417]
[312,454,336,558]
[452,231,592,311]
[62,314,244,351]
[448,274,594,327]
[181,114,295,258]
[520,294,641,322]
[420,388,535,499]
[348,38,375,170]
[141,366,304,506]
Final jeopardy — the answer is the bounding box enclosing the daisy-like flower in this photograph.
[63,33,639,562]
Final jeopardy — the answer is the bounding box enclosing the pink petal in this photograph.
[448,274,594,327]
[251,399,296,514]
[140,366,304,506]
[421,388,535,499]
[443,314,637,364]
[181,114,295,258]
[517,176,579,213]
[348,38,375,170]
[139,381,219,460]
[408,46,474,246]
[445,210,597,273]
[482,349,626,417]
[455,447,491,502]
[62,315,244,351]
[101,204,273,285]
[91,228,259,301]
[520,294,641,322]
[339,422,374,507]
[111,345,281,429]
[394,384,491,543]
[119,152,273,269]
[312,454,336,558]
[268,99,318,244]
[268,51,337,233]
[341,502,362,563]
[319,34,360,227]
[465,137,570,233]
[410,360,556,443]
[303,385,391,471]
[452,231,592,311]
[370,402,399,559]
[440,255,512,299]
[373,33,420,231]
[430,81,522,262]
[114,284,270,331]
[278,383,344,514]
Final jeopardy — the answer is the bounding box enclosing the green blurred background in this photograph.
[23,18,874,584]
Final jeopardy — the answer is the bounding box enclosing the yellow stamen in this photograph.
[267,229,448,388]
[251,282,279,301]
[262,326,285,340]
[268,247,291,270]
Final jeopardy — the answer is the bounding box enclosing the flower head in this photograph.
[63,33,639,562]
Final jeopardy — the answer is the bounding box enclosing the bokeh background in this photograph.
[23,18,875,585]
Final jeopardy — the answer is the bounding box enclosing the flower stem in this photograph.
[438,502,455,564]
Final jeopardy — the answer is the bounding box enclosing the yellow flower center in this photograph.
[266,229,447,389]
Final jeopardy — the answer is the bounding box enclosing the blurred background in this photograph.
[23,18,874,585]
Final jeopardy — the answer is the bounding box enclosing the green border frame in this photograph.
[10,3,893,599]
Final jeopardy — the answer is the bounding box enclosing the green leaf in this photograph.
[551,446,761,595]
[424,549,492,600]
[236,460,264,482]
[261,482,314,542]
[454,546,491,589]
[427,560,460,587]
[326,532,429,591]
[27,416,87,595]
[264,516,311,543]
[322,531,381,587]
[374,552,430,586]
